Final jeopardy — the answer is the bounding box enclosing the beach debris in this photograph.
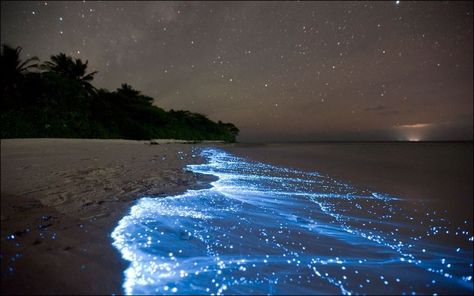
[41,215,52,222]
[38,223,53,230]
[14,229,31,237]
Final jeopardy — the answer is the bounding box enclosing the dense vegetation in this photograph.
[1,45,239,142]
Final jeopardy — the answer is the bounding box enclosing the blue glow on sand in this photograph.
[111,148,473,295]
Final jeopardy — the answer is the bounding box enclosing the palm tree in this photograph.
[1,44,39,94]
[116,83,153,105]
[42,53,98,95]
[116,83,141,97]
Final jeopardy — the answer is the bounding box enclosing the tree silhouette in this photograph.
[42,53,98,95]
[1,45,38,94]
[116,83,153,104]
[2,44,239,142]
[117,83,140,97]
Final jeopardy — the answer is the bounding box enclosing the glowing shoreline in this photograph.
[111,148,473,295]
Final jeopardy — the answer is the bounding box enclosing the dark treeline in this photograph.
[1,45,239,142]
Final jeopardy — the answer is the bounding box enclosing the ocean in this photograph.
[111,143,473,295]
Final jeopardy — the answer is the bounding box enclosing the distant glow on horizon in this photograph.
[395,123,432,129]
[111,148,473,295]
[394,123,433,141]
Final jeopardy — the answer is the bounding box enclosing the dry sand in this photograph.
[1,139,215,294]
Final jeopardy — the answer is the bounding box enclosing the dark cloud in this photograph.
[364,106,400,117]
[364,106,387,112]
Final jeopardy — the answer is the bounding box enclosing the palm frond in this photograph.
[18,57,39,72]
[82,71,98,82]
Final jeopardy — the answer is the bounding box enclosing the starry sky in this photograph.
[1,1,472,142]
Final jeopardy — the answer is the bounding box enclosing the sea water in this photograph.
[111,148,473,295]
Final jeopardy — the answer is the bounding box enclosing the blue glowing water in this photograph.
[111,148,473,295]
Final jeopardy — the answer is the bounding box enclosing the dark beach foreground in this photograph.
[0,139,213,294]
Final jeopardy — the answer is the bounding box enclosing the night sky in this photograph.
[1,1,472,142]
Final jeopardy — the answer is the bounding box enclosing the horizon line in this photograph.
[237,140,474,144]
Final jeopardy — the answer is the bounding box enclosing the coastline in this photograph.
[0,139,217,294]
[2,140,472,294]
[106,146,474,295]
[224,142,473,223]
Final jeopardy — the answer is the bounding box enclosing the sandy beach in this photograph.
[1,139,214,294]
[2,140,472,294]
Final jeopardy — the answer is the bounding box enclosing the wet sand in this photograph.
[0,139,213,294]
[225,142,474,224]
[110,147,473,295]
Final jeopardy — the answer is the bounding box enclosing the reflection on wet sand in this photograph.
[112,148,473,295]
